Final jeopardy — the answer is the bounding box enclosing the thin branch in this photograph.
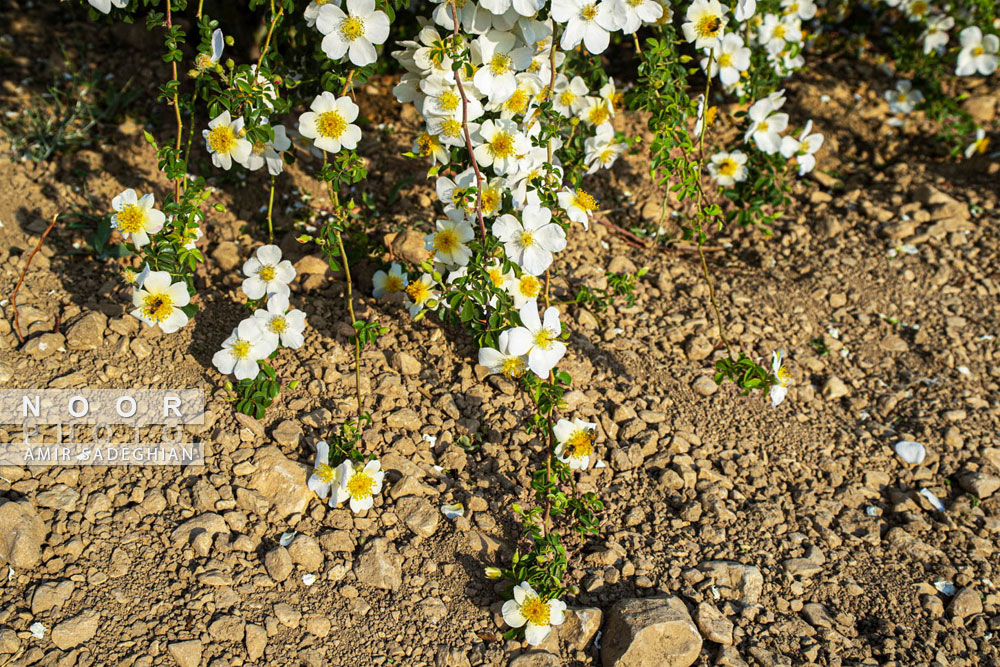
[11,214,58,344]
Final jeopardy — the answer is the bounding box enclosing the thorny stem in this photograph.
[11,214,58,344]
[545,22,559,164]
[256,8,284,75]
[322,153,364,425]
[166,0,183,200]
[341,69,355,97]
[688,52,736,361]
[448,0,487,243]
[266,175,276,244]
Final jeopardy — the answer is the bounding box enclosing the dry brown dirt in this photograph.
[0,2,998,666]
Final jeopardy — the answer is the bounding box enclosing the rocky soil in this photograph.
[0,2,998,666]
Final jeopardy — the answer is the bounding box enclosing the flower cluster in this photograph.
[212,245,306,381]
[308,441,386,514]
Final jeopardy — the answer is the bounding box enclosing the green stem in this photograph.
[266,175,276,244]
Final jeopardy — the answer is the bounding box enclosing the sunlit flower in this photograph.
[243,244,296,299]
[557,188,598,228]
[965,128,990,158]
[298,92,362,154]
[584,124,627,174]
[88,0,127,14]
[707,149,748,186]
[111,189,165,248]
[317,0,391,67]
[493,205,566,276]
[703,32,751,86]
[194,28,225,72]
[921,14,953,55]
[759,13,802,53]
[552,0,618,54]
[242,124,291,176]
[373,263,408,299]
[212,319,273,380]
[734,0,756,22]
[682,0,728,49]
[474,30,534,104]
[501,582,567,646]
[553,418,597,469]
[552,75,589,117]
[610,0,663,35]
[507,301,566,377]
[131,270,190,333]
[252,292,307,349]
[746,97,788,153]
[956,26,999,76]
[415,132,450,165]
[203,111,252,171]
[307,440,338,500]
[333,459,384,513]
[426,210,476,268]
[779,120,824,175]
[884,79,923,114]
[404,272,440,316]
[769,349,791,407]
[505,272,544,309]
[781,0,815,20]
[478,330,529,379]
[473,119,530,175]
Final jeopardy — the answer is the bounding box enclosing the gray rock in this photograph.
[0,500,47,569]
[288,534,324,571]
[693,602,733,645]
[167,640,202,667]
[696,561,763,604]
[208,614,246,642]
[51,609,100,650]
[392,351,422,376]
[24,333,64,360]
[35,484,80,512]
[949,587,983,619]
[245,623,267,661]
[65,311,107,350]
[958,471,1000,499]
[248,447,313,518]
[692,376,719,397]
[420,596,449,623]
[783,558,822,577]
[274,602,302,628]
[822,376,850,400]
[509,653,561,667]
[601,596,702,667]
[387,408,422,430]
[271,420,303,447]
[212,241,242,272]
[264,547,293,582]
[559,606,603,651]
[170,512,230,545]
[354,538,403,591]
[397,496,440,537]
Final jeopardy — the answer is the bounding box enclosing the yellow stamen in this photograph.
[384,275,404,293]
[501,356,526,378]
[347,471,376,500]
[533,327,556,349]
[268,316,287,334]
[208,125,237,154]
[488,53,512,76]
[405,280,430,304]
[521,597,551,626]
[259,265,276,282]
[317,110,347,139]
[314,463,336,483]
[433,228,459,254]
[488,131,515,160]
[573,190,598,212]
[519,275,541,298]
[438,90,460,112]
[142,292,174,323]
[115,204,146,234]
[340,16,365,41]
[565,430,594,459]
[696,14,722,39]
[581,3,598,20]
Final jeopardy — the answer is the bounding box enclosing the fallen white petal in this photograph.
[302,573,317,586]
[919,488,945,512]
[279,531,297,547]
[441,503,464,519]
[30,622,45,639]
[934,580,956,596]
[894,440,926,465]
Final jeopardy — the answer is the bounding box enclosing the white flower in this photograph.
[111,189,165,247]
[304,0,338,28]
[373,263,408,298]
[473,119,529,175]
[203,111,252,171]
[421,74,484,122]
[557,188,598,228]
[745,98,788,154]
[478,330,529,379]
[903,0,931,22]
[964,129,990,158]
[769,350,791,407]
[956,27,999,77]
[252,293,306,349]
[131,270,190,333]
[921,15,953,55]
[473,30,534,104]
[551,0,618,54]
[501,582,567,646]
[584,124,627,174]
[779,120,824,175]
[88,0,127,14]
[317,0,391,67]
[403,272,440,316]
[426,210,476,268]
[195,28,226,71]
[307,440,338,500]
[243,244,296,299]
[703,33,751,86]
[553,418,597,469]
[489,73,544,119]
[212,319,274,381]
[505,272,544,309]
[243,124,291,175]
[333,459,384,513]
[781,0,815,20]
[493,205,566,276]
[734,0,756,22]
[580,96,614,128]
[884,80,923,114]
[682,0,728,49]
[298,92,362,153]
[414,132,450,165]
[610,0,663,35]
[759,13,801,52]
[552,75,589,117]
[707,150,748,186]
[507,301,566,377]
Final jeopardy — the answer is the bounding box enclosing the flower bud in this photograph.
[484,567,502,580]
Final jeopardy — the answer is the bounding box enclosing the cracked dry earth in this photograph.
[1,7,1000,667]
